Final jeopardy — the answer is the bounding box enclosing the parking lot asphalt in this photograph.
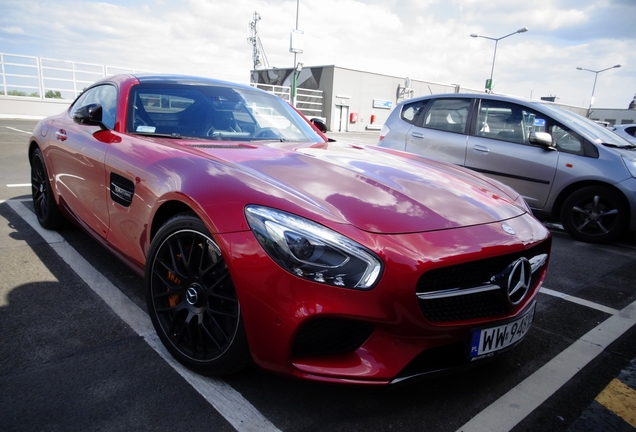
[1,119,635,431]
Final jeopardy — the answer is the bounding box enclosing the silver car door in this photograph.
[405,98,471,166]
[465,100,558,210]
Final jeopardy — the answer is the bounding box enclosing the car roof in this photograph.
[132,74,256,91]
[92,73,261,95]
[398,92,552,109]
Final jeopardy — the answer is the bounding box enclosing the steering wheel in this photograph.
[252,127,281,139]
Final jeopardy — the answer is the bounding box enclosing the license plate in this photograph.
[469,303,535,360]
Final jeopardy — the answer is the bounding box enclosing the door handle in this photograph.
[472,144,489,153]
[411,132,424,139]
[55,129,67,141]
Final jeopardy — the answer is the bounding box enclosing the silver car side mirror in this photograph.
[529,131,555,149]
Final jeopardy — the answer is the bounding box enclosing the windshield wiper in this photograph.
[603,142,636,149]
[133,132,183,139]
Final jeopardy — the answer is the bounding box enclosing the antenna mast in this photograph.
[248,12,269,70]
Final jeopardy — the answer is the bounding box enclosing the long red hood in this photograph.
[184,140,526,234]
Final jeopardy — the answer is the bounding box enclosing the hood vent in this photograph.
[189,144,253,149]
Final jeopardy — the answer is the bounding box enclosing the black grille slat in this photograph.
[419,290,510,322]
[417,241,550,322]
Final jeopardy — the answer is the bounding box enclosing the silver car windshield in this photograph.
[540,104,633,147]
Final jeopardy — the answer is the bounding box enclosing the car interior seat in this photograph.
[497,111,525,143]
[132,94,155,131]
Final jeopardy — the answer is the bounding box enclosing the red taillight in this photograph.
[378,125,390,142]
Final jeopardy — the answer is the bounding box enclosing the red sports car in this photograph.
[29,74,550,385]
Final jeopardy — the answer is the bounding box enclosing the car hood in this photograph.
[191,140,526,234]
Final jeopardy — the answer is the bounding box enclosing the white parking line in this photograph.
[8,196,635,432]
[6,184,31,188]
[7,200,281,432]
[4,126,32,134]
[540,286,620,315]
[457,294,636,432]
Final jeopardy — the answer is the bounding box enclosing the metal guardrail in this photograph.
[250,83,324,117]
[0,53,324,117]
[0,53,151,100]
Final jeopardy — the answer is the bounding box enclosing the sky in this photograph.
[1,0,635,109]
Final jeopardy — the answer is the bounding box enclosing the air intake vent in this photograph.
[292,317,374,357]
[110,173,135,207]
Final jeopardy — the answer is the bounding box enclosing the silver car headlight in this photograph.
[622,155,636,178]
[245,205,383,290]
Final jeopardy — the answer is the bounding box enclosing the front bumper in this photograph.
[219,212,551,385]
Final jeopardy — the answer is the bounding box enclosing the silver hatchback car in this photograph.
[378,94,636,243]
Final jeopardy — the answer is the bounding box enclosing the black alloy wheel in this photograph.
[145,213,251,376]
[561,185,629,243]
[30,148,66,229]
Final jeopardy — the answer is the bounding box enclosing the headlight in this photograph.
[622,155,636,178]
[245,205,383,289]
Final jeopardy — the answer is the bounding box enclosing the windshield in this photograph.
[539,104,633,147]
[126,83,323,142]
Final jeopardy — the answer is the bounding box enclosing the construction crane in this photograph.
[247,11,270,70]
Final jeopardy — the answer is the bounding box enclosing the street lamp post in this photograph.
[576,64,622,117]
[470,27,528,92]
[290,0,301,107]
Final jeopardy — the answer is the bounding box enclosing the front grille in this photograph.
[419,290,510,322]
[291,317,374,357]
[417,241,550,322]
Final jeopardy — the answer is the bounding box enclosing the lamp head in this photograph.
[517,27,528,33]
[470,33,479,38]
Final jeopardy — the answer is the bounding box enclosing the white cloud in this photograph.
[0,0,634,108]
[1,26,24,34]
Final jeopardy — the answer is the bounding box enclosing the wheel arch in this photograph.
[551,180,631,221]
[28,141,38,160]
[149,200,196,243]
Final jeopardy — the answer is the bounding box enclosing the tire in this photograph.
[145,212,251,376]
[30,148,67,229]
[560,185,629,243]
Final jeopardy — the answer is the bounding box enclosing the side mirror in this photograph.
[310,117,328,133]
[529,131,555,149]
[73,103,108,130]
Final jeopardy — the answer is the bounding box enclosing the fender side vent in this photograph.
[110,173,135,207]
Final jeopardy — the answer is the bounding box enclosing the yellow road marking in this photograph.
[595,378,636,428]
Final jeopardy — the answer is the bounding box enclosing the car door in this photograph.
[464,99,558,210]
[47,84,118,238]
[404,97,471,166]
[103,85,201,267]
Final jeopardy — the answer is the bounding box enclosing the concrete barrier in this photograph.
[0,96,70,119]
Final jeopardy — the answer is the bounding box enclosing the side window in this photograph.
[93,85,117,129]
[423,99,470,134]
[69,85,118,129]
[400,100,425,125]
[550,124,583,153]
[625,126,636,137]
[70,89,95,117]
[476,100,547,145]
